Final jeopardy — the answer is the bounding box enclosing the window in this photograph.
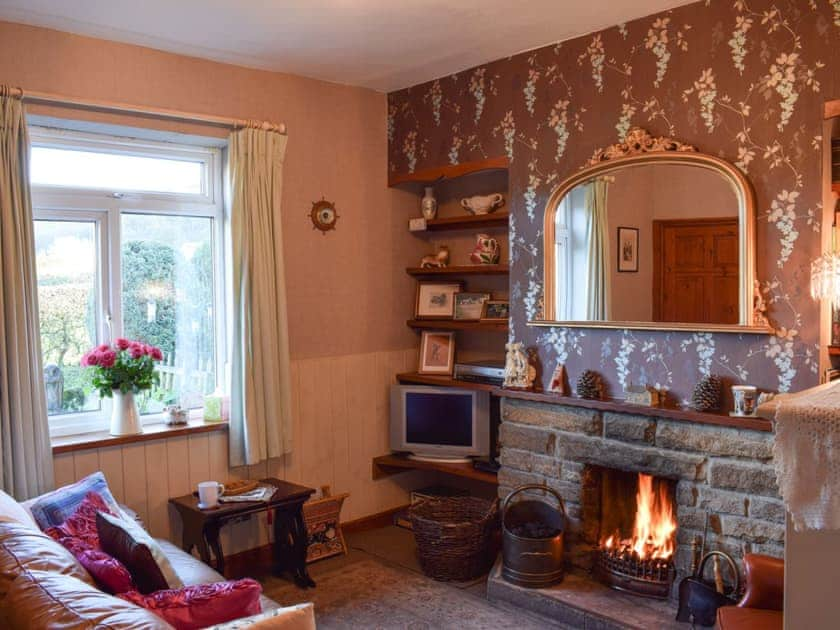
[31,128,225,436]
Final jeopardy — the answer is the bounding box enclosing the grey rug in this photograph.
[263,558,564,629]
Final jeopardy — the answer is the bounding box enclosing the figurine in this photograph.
[504,342,536,389]
[164,404,189,426]
[420,245,450,268]
[470,234,501,265]
[461,193,505,215]
[548,362,568,395]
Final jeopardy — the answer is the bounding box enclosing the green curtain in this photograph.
[228,127,293,467]
[585,179,611,320]
[0,90,54,499]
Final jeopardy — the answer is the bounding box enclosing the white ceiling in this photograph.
[0,0,696,92]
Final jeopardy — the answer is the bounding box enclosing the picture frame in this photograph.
[453,292,491,321]
[480,300,510,321]
[418,331,455,375]
[617,226,639,273]
[415,282,463,319]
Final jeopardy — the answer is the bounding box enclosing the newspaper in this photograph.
[218,485,276,503]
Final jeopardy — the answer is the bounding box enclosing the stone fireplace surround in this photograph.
[494,396,783,609]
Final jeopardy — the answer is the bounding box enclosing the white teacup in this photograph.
[197,481,225,508]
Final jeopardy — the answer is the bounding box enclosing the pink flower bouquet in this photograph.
[81,339,163,397]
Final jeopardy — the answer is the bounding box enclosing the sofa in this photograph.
[716,553,783,630]
[0,488,315,629]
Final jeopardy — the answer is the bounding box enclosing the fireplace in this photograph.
[585,467,677,599]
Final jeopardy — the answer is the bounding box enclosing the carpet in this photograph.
[263,558,563,629]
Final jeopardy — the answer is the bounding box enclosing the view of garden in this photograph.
[34,215,217,416]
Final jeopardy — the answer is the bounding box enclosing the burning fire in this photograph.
[602,473,676,561]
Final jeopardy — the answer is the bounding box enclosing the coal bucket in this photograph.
[502,483,566,588]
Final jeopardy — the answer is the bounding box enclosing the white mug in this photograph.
[732,385,758,417]
[197,481,225,508]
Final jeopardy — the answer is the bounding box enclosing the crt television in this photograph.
[390,385,490,462]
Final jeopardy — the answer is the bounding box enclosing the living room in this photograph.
[0,0,838,628]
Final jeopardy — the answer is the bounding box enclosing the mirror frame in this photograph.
[532,128,771,334]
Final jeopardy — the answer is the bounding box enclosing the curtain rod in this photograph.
[0,85,286,135]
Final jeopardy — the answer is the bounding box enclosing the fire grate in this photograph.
[595,547,675,599]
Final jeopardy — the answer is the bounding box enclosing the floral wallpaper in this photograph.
[388,0,840,401]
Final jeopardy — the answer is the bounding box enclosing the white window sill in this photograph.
[51,416,229,455]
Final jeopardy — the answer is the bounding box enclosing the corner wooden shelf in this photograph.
[407,319,508,332]
[832,182,840,195]
[406,264,509,276]
[396,372,500,392]
[828,345,840,356]
[420,211,509,232]
[372,453,498,485]
[389,156,508,187]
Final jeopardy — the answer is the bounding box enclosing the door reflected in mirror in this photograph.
[553,162,740,325]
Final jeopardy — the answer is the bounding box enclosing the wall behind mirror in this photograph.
[554,162,741,325]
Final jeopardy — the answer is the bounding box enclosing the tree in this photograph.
[122,240,177,355]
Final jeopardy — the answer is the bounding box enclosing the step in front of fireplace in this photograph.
[486,558,683,630]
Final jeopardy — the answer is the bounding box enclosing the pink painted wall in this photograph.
[0,20,425,361]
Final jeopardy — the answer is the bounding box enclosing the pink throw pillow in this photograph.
[77,549,136,594]
[118,579,263,630]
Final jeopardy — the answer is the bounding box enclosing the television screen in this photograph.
[405,391,473,446]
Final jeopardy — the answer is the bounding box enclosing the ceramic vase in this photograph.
[421,187,437,220]
[470,233,501,264]
[110,390,142,436]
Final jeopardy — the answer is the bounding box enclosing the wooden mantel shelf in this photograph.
[372,453,498,485]
[500,389,773,432]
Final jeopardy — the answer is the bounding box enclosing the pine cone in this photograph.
[576,369,602,400]
[691,375,722,412]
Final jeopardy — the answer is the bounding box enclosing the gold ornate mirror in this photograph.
[534,128,770,333]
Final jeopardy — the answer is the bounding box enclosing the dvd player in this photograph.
[454,359,505,383]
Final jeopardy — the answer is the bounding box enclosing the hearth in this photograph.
[586,467,677,599]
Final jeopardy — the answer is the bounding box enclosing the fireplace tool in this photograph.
[501,484,566,588]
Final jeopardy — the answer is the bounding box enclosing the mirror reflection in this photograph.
[553,163,740,325]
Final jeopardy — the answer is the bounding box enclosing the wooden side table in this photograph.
[169,478,316,587]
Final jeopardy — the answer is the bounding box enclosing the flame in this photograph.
[601,473,676,561]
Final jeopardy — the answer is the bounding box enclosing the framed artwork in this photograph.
[617,227,639,272]
[481,300,510,321]
[453,292,490,320]
[415,282,463,319]
[418,331,455,375]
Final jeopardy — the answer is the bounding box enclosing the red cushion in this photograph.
[77,549,136,594]
[118,579,263,630]
[45,491,114,551]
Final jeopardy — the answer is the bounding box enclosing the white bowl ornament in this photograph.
[461,193,505,215]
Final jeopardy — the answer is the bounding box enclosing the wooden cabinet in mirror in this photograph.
[533,128,771,334]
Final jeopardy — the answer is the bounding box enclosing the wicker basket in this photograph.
[410,496,499,581]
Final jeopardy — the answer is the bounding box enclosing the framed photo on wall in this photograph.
[415,282,463,319]
[617,227,639,273]
[418,331,455,375]
[453,292,490,321]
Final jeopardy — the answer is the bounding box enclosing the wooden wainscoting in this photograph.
[52,348,424,557]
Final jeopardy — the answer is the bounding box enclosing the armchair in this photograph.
[717,553,783,630]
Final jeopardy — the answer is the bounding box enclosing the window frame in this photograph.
[30,127,227,438]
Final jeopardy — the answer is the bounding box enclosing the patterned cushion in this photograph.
[45,491,114,551]
[97,511,183,593]
[207,604,315,630]
[119,579,262,630]
[29,472,121,531]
